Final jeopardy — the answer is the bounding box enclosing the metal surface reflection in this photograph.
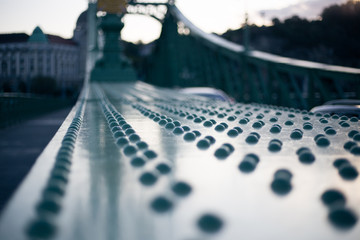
[0,82,359,240]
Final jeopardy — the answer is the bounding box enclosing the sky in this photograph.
[0,0,348,43]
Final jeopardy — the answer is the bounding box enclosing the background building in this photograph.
[0,25,83,95]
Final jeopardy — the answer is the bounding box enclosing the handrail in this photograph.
[169,5,244,53]
[169,5,360,76]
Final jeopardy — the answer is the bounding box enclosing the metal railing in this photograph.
[145,4,360,110]
[0,93,75,128]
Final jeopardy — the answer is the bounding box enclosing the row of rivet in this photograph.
[151,100,359,154]
[26,99,86,239]
[127,91,359,231]
[321,189,358,229]
[131,101,227,233]
[94,88,171,189]
[97,94,213,228]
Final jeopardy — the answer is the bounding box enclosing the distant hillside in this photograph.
[222,0,360,68]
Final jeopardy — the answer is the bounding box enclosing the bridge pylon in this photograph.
[90,13,137,82]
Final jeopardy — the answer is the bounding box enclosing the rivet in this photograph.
[214,144,234,160]
[165,122,176,130]
[303,122,313,130]
[123,145,138,156]
[131,157,146,167]
[122,124,132,130]
[227,129,238,137]
[270,124,282,134]
[285,120,294,126]
[197,139,211,150]
[36,198,61,214]
[43,182,65,197]
[150,196,173,213]
[27,217,56,238]
[290,129,303,140]
[203,120,213,127]
[314,134,330,147]
[319,118,328,124]
[193,130,201,137]
[173,127,184,135]
[197,214,223,233]
[118,120,127,126]
[173,120,181,126]
[256,113,264,119]
[209,119,217,125]
[271,169,292,195]
[194,117,203,123]
[338,163,358,180]
[139,172,157,186]
[227,116,236,121]
[246,132,260,144]
[113,130,125,138]
[184,132,196,142]
[116,137,129,147]
[252,121,263,129]
[239,154,260,173]
[269,117,278,122]
[328,207,358,229]
[172,181,192,197]
[182,126,191,132]
[268,139,282,152]
[125,128,135,135]
[158,119,167,126]
[127,133,140,143]
[205,136,216,144]
[350,146,360,155]
[239,118,249,125]
[296,147,315,164]
[136,141,148,150]
[348,130,359,138]
[350,117,358,122]
[353,133,360,142]
[325,127,336,135]
[344,141,356,151]
[156,163,171,174]
[321,189,346,207]
[111,126,121,132]
[288,113,295,118]
[144,150,157,160]
[340,121,350,128]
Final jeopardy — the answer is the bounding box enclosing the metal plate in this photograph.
[0,82,359,240]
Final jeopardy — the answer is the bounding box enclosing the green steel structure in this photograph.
[142,1,360,110]
[0,1,360,240]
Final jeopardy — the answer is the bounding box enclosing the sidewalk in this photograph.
[0,107,72,213]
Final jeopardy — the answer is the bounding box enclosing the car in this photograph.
[310,99,360,117]
[178,87,234,102]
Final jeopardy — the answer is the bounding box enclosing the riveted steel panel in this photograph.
[0,82,359,240]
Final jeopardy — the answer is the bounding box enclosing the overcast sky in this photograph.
[0,0,347,43]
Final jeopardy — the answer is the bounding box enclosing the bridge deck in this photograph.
[0,82,359,239]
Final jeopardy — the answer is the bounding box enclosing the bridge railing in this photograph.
[0,93,74,128]
[145,4,360,110]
